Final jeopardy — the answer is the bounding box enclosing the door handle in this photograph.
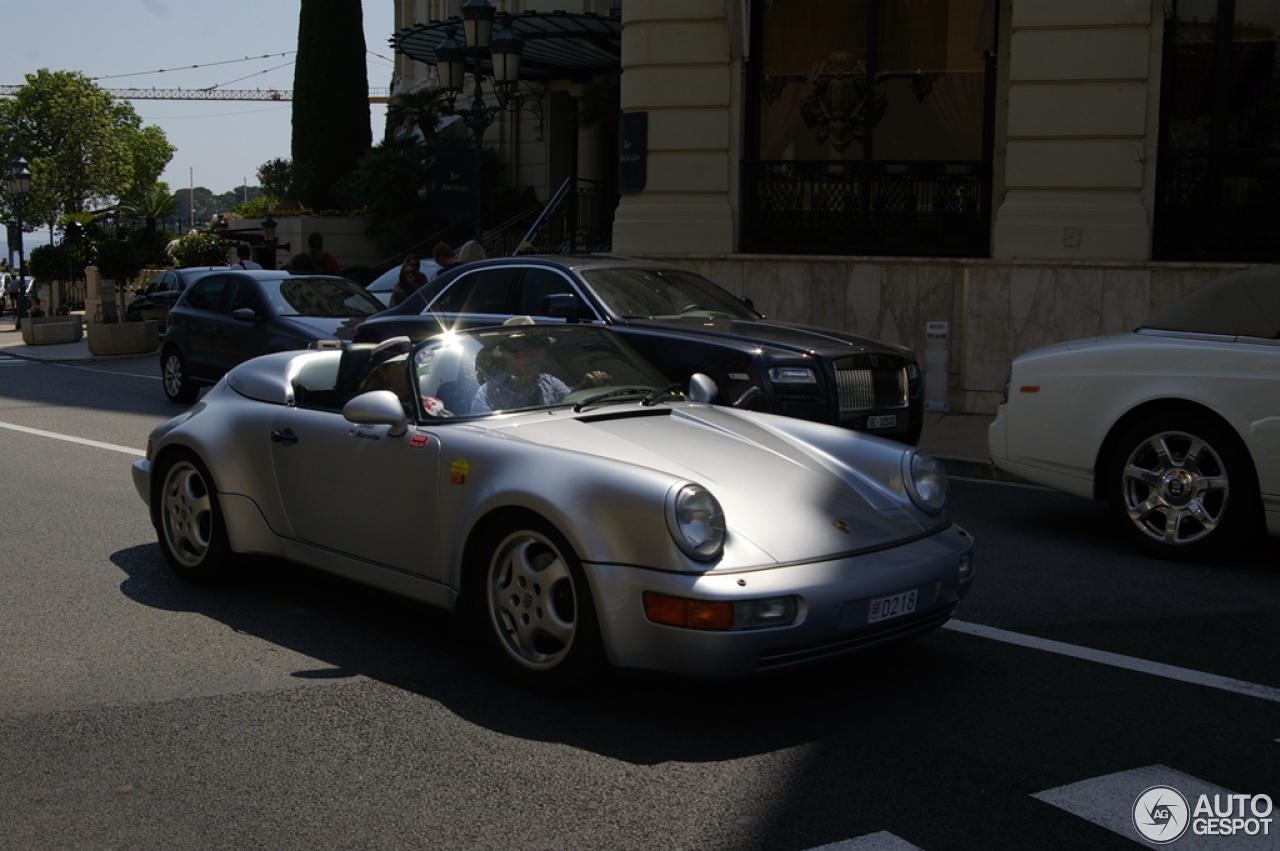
[271,428,298,445]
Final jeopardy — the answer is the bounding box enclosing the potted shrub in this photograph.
[19,244,83,345]
[87,239,158,356]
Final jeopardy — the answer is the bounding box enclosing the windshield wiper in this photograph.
[642,383,682,406]
[573,386,653,412]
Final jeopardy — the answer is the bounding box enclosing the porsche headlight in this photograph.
[666,483,726,562]
[902,451,947,514]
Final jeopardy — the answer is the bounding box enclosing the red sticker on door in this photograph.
[410,433,429,449]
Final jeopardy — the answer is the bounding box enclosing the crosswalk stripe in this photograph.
[1034,765,1264,849]
[944,620,1280,704]
[805,833,924,851]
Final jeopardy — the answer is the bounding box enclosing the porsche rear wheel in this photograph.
[155,452,235,583]
[162,346,197,403]
[1106,413,1259,561]
[473,515,603,690]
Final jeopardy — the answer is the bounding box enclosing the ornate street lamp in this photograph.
[437,0,526,241]
[6,156,32,325]
[261,215,277,271]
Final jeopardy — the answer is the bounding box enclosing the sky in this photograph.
[2,1,395,199]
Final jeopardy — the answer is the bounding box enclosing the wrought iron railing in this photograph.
[515,177,616,255]
[740,160,991,257]
[1153,148,1280,262]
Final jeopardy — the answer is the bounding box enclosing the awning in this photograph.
[391,12,622,83]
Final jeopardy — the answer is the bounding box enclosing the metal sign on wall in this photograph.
[618,112,647,194]
[435,147,474,221]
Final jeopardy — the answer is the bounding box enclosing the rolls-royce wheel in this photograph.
[154,452,235,583]
[162,346,198,404]
[1107,413,1259,561]
[472,514,603,690]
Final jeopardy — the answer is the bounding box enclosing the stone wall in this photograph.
[644,255,1253,415]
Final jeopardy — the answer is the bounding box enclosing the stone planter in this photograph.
[20,315,84,346]
[86,320,159,356]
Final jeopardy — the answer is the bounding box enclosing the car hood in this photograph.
[278,315,364,341]
[621,316,913,359]
[484,404,929,563]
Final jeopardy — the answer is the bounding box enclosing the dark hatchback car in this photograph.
[355,256,924,443]
[161,270,384,403]
[126,266,228,327]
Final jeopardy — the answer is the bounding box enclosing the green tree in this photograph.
[292,0,371,210]
[385,86,453,143]
[0,69,174,229]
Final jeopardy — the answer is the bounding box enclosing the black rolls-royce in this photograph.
[353,256,924,444]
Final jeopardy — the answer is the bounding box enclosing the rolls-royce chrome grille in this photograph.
[836,366,909,412]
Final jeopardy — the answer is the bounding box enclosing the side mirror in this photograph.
[231,308,259,322]
[738,296,755,310]
[688,373,718,404]
[343,390,408,437]
[542,293,581,323]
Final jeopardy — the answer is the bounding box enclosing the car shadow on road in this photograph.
[111,542,974,766]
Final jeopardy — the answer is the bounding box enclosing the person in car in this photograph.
[472,330,608,414]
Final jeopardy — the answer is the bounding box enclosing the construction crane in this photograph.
[0,85,390,103]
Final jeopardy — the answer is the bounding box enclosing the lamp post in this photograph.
[436,0,525,241]
[261,216,277,270]
[6,156,32,327]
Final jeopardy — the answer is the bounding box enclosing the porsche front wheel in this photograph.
[1107,414,1259,561]
[473,516,603,690]
[155,453,235,583]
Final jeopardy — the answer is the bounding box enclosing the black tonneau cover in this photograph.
[1142,266,1280,338]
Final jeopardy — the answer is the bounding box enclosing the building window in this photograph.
[1154,0,1280,261]
[743,0,996,257]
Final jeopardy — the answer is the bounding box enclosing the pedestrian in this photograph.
[288,252,319,274]
[457,240,486,264]
[6,270,22,323]
[0,259,8,314]
[307,232,341,275]
[433,241,459,271]
[230,244,262,270]
[389,255,428,307]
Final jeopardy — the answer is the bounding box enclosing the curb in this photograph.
[937,454,1031,485]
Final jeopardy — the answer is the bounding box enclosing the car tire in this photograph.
[470,514,604,691]
[153,451,236,584]
[1106,413,1260,561]
[161,346,198,403]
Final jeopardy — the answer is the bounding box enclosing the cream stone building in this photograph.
[390,0,1279,412]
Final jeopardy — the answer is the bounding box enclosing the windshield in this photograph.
[264,276,385,317]
[412,325,673,417]
[580,267,759,320]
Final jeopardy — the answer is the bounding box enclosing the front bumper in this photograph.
[585,523,974,677]
[132,458,151,509]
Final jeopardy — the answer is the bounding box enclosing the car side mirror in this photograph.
[738,296,755,310]
[688,373,718,404]
[542,293,581,323]
[231,308,259,322]
[343,390,408,436]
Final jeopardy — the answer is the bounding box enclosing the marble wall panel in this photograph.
[1054,268,1105,339]
[914,265,958,360]
[877,265,924,348]
[770,260,811,322]
[845,264,883,340]
[806,262,847,330]
[739,260,787,321]
[1148,269,1184,315]
[1101,269,1151,335]
[1007,266,1059,361]
[964,265,1011,393]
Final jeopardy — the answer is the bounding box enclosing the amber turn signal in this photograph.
[643,592,734,631]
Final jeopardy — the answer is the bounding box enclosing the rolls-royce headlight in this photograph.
[768,367,817,384]
[902,451,947,514]
[666,483,726,561]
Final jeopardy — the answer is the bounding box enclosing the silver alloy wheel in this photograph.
[1120,429,1229,546]
[486,531,578,670]
[161,460,214,567]
[163,351,185,398]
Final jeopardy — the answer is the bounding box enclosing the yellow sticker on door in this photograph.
[450,458,470,484]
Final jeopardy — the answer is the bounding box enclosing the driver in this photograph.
[472,330,608,414]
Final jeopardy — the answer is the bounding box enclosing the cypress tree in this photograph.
[292,0,371,210]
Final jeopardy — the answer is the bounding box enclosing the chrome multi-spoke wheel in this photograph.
[154,453,233,582]
[1120,430,1228,545]
[1108,414,1259,560]
[162,347,197,403]
[474,515,602,689]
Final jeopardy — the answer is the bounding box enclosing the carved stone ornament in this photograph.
[799,52,887,152]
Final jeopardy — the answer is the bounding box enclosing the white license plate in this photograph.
[868,588,918,624]
[866,414,897,430]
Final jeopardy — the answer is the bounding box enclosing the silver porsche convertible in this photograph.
[133,323,974,688]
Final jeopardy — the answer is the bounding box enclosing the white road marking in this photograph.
[0,420,144,456]
[1035,765,1258,850]
[804,833,924,851]
[945,620,1280,703]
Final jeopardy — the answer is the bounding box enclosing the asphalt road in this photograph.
[0,353,1277,851]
